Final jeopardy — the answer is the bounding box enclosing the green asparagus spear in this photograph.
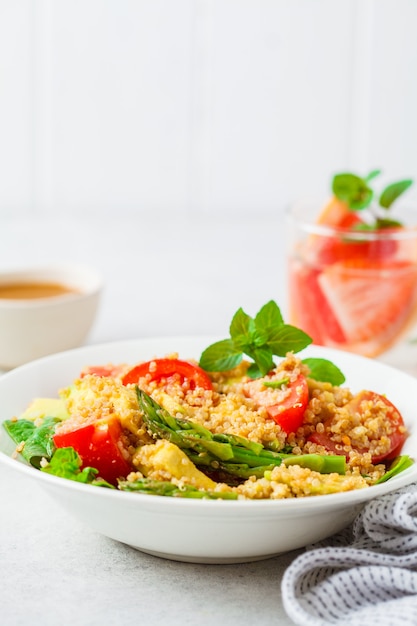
[118,477,238,499]
[136,389,346,478]
[375,455,414,484]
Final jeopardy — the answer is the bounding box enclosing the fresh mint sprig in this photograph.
[199,301,345,385]
[332,170,413,229]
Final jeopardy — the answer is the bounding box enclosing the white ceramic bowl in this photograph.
[0,264,102,369]
[0,337,416,564]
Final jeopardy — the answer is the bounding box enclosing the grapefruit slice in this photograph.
[288,259,346,346]
[316,196,363,229]
[314,196,397,264]
[318,259,417,356]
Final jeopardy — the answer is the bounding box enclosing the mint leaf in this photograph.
[199,339,243,372]
[231,333,251,351]
[199,301,340,382]
[254,300,284,335]
[332,173,373,211]
[251,328,270,347]
[230,308,255,340]
[302,357,345,385]
[249,346,274,376]
[267,324,312,356]
[365,169,382,182]
[375,217,403,229]
[247,362,263,379]
[331,170,413,228]
[379,179,413,209]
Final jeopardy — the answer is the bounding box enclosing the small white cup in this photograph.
[0,263,103,369]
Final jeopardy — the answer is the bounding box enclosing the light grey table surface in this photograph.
[0,462,300,626]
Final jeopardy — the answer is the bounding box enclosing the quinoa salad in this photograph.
[3,301,413,499]
[4,354,407,499]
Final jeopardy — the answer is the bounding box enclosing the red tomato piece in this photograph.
[53,416,132,485]
[306,431,342,456]
[264,375,309,433]
[122,358,213,390]
[80,364,126,378]
[246,374,309,434]
[308,390,407,463]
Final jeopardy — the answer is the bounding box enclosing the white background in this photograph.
[0,0,417,347]
[1,0,417,219]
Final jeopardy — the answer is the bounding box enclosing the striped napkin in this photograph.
[282,484,417,625]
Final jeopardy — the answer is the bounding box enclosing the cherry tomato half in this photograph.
[122,358,213,390]
[245,374,309,434]
[308,390,407,463]
[53,416,132,485]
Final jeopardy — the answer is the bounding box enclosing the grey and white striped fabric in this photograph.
[282,484,417,625]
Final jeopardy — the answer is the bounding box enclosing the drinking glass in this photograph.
[286,202,417,373]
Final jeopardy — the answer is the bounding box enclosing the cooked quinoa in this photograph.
[49,351,407,498]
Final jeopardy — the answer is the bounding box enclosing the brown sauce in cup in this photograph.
[0,281,79,299]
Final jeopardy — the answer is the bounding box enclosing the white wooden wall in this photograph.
[1,0,416,219]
